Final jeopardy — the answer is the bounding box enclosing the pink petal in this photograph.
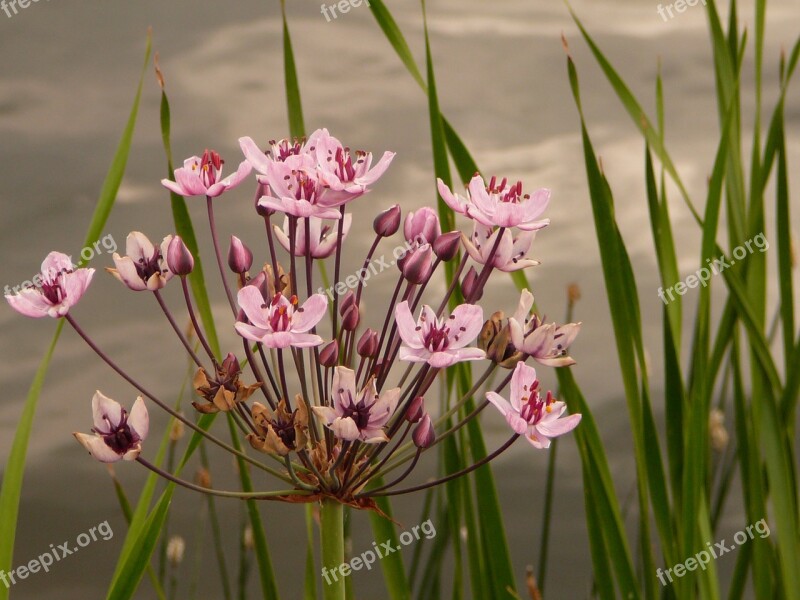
[220,159,253,191]
[313,214,350,258]
[536,413,581,438]
[126,232,155,260]
[511,290,535,324]
[509,362,537,412]
[446,303,484,349]
[63,268,94,308]
[236,286,271,329]
[110,255,147,291]
[128,396,149,441]
[437,178,467,214]
[332,367,357,409]
[394,301,423,349]
[161,178,186,196]
[312,405,337,425]
[92,391,123,433]
[41,251,75,276]
[74,433,121,463]
[533,355,577,368]
[174,167,207,197]
[239,137,272,174]
[272,222,292,254]
[486,391,513,418]
[330,417,361,441]
[521,188,551,222]
[6,288,52,318]
[288,333,324,348]
[398,346,430,363]
[357,151,395,185]
[234,322,269,343]
[291,294,328,333]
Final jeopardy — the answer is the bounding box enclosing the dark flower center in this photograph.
[39,269,70,304]
[200,149,223,187]
[135,250,166,282]
[96,409,138,454]
[341,394,372,431]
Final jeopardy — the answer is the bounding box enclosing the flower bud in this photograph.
[195,467,212,488]
[433,231,462,262]
[228,236,254,274]
[166,235,194,276]
[373,204,401,237]
[412,414,435,449]
[461,266,482,301]
[339,290,356,316]
[221,353,242,378]
[357,328,379,357]
[167,536,186,567]
[404,207,441,244]
[405,396,425,423]
[341,303,360,331]
[255,184,272,217]
[319,340,339,367]
[401,244,433,284]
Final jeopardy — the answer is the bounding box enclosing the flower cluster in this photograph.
[6,128,582,504]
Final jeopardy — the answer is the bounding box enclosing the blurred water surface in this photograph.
[1,0,798,597]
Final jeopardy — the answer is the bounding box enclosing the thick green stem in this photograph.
[320,498,345,600]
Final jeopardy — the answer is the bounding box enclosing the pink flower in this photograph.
[273,214,352,259]
[486,362,580,449]
[312,367,400,443]
[395,301,486,368]
[5,251,94,318]
[73,391,149,462]
[161,149,252,198]
[437,174,550,231]
[239,135,313,172]
[235,287,327,349]
[463,223,539,272]
[256,161,342,219]
[107,232,174,291]
[310,128,394,203]
[509,290,580,367]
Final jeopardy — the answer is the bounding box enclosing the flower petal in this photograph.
[236,286,270,329]
[291,294,328,333]
[446,303,484,349]
[128,396,149,441]
[73,433,121,463]
[394,301,423,349]
[92,390,123,433]
[536,413,582,438]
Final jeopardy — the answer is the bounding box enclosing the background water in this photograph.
[1,0,799,597]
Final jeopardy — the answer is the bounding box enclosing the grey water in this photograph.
[1,0,799,597]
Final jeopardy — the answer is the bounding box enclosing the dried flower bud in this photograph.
[195,468,212,489]
[412,414,435,448]
[461,266,482,301]
[341,304,360,331]
[405,396,425,423]
[166,235,194,276]
[567,283,581,305]
[401,244,433,284]
[373,204,401,237]
[319,340,339,367]
[357,328,379,357]
[243,526,254,551]
[169,418,185,442]
[228,236,253,274]
[433,231,462,262]
[404,207,441,244]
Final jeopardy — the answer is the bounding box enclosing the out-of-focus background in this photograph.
[1,0,798,597]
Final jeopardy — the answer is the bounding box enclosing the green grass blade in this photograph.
[367,494,411,600]
[281,0,305,139]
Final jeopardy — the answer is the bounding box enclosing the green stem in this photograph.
[320,498,345,600]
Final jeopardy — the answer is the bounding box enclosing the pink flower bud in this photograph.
[357,328,379,357]
[412,414,435,448]
[228,236,253,274]
[433,231,462,262]
[405,396,425,423]
[341,304,360,331]
[373,204,402,237]
[167,236,194,276]
[404,207,441,244]
[461,266,482,301]
[319,340,339,367]
[339,290,356,316]
[401,244,433,284]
